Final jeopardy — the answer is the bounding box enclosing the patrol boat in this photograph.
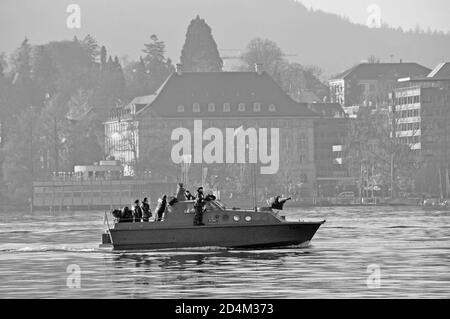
[100,199,325,251]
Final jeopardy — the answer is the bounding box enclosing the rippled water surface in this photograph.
[0,207,449,298]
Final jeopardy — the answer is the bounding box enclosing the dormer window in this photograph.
[223,103,231,112]
[177,105,185,113]
[269,104,277,112]
[253,103,261,112]
[208,103,215,112]
[193,103,200,113]
[238,103,246,112]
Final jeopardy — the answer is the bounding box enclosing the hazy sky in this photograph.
[0,0,448,66]
[299,0,450,32]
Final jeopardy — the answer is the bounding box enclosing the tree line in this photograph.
[0,33,174,203]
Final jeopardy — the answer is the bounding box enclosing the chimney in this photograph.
[255,63,263,75]
[176,63,183,75]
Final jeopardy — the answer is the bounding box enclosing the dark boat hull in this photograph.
[105,222,324,250]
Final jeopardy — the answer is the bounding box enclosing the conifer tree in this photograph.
[10,38,35,114]
[100,46,107,69]
[180,16,223,72]
[142,34,174,93]
[81,34,99,63]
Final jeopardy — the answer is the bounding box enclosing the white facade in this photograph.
[392,86,422,150]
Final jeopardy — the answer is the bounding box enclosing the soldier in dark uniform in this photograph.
[133,200,143,222]
[185,190,195,200]
[121,206,133,223]
[142,197,151,222]
[194,187,206,226]
[155,195,167,222]
[270,195,292,210]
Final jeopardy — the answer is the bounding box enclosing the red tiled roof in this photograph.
[140,71,319,118]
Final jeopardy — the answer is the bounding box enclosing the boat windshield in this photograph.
[210,200,226,210]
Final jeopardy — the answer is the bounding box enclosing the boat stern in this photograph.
[100,231,112,248]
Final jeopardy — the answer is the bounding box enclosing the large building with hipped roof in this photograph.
[104,65,326,200]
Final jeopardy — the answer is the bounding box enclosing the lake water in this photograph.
[0,206,448,298]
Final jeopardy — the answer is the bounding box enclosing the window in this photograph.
[208,103,215,112]
[253,103,261,112]
[238,103,246,112]
[223,103,231,112]
[177,105,185,113]
[193,103,200,113]
[269,104,277,112]
[233,215,241,222]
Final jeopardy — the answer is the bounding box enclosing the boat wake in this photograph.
[0,244,101,254]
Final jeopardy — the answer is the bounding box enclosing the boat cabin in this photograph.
[114,199,284,228]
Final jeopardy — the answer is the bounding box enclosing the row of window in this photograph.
[330,85,344,94]
[109,107,132,120]
[177,103,277,113]
[399,136,420,144]
[395,107,450,118]
[395,95,420,105]
[396,109,420,118]
[397,122,420,132]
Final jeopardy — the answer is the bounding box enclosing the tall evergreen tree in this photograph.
[180,16,223,72]
[107,55,114,67]
[141,34,174,93]
[143,35,166,64]
[11,38,32,85]
[81,34,99,64]
[10,38,35,115]
[112,56,126,101]
[100,46,107,70]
